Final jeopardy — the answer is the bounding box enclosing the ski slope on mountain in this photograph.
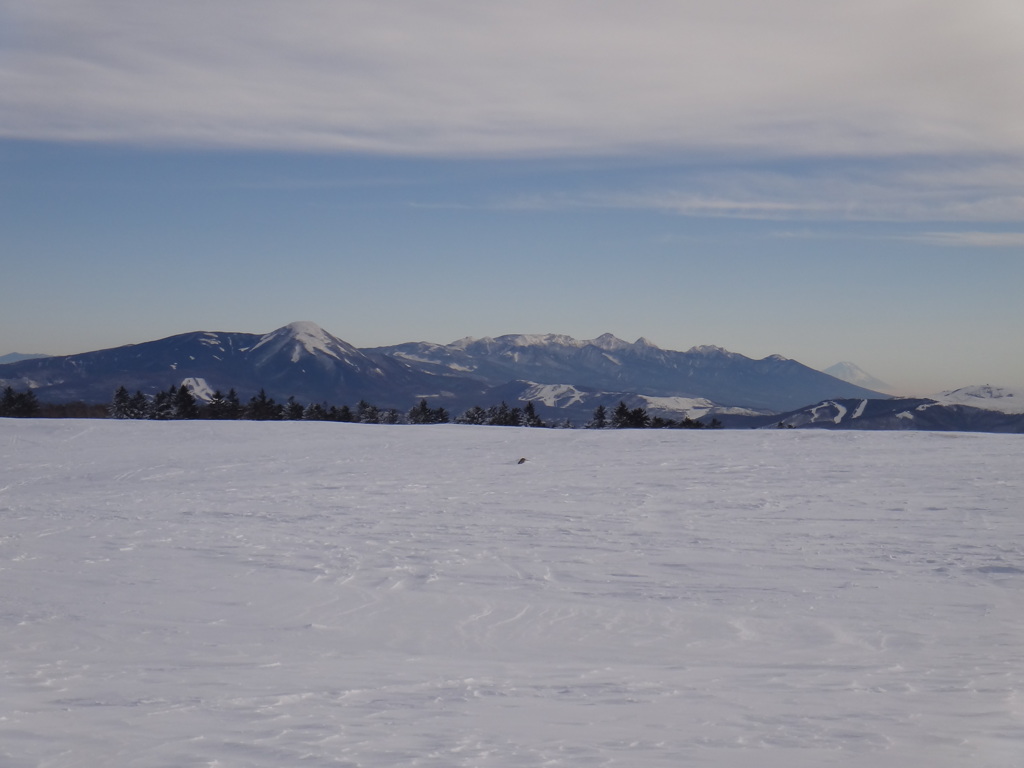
[2,421,1023,767]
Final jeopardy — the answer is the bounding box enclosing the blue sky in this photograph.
[2,1,1023,394]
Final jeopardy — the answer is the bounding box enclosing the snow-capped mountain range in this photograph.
[368,332,885,412]
[2,321,882,417]
[1,322,1019,430]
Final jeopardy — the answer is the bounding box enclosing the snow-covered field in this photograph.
[2,420,1023,767]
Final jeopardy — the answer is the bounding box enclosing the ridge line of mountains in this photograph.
[2,321,1022,431]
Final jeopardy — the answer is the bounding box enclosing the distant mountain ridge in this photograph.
[369,332,884,411]
[0,352,50,365]
[0,321,917,421]
[765,391,1024,433]
[929,385,1024,414]
[0,322,481,410]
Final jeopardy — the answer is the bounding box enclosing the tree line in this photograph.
[1,386,40,417]
[108,384,552,426]
[2,383,720,429]
[587,402,721,429]
[108,385,719,429]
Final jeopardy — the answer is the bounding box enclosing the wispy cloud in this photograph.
[420,159,1024,224]
[3,1,1024,160]
[908,232,1024,248]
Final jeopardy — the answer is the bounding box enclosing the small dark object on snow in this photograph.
[517,457,528,464]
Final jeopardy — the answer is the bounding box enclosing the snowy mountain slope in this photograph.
[0,322,484,408]
[0,328,265,401]
[3,420,1023,767]
[929,385,1024,414]
[824,361,892,393]
[770,396,1024,432]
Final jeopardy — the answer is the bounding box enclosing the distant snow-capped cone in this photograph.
[250,321,361,366]
[824,361,891,393]
[930,385,1024,414]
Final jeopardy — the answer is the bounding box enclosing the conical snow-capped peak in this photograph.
[251,322,359,364]
[824,361,890,392]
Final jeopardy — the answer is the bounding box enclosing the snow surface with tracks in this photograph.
[2,420,1023,767]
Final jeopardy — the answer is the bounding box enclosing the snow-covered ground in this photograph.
[2,420,1023,767]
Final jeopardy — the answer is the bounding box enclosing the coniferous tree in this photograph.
[0,386,40,417]
[20,388,39,417]
[611,401,649,428]
[627,406,650,428]
[110,386,132,419]
[174,385,200,419]
[456,405,488,425]
[356,400,380,424]
[207,388,242,420]
[588,404,608,429]
[408,399,432,424]
[409,399,450,424]
[304,402,328,421]
[129,390,150,419]
[150,386,176,419]
[223,389,242,419]
[0,386,14,416]
[521,400,544,427]
[611,401,631,429]
[284,396,305,420]
[486,402,505,425]
[247,389,282,420]
[331,404,354,422]
[486,401,521,426]
[205,390,229,419]
[508,405,524,426]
